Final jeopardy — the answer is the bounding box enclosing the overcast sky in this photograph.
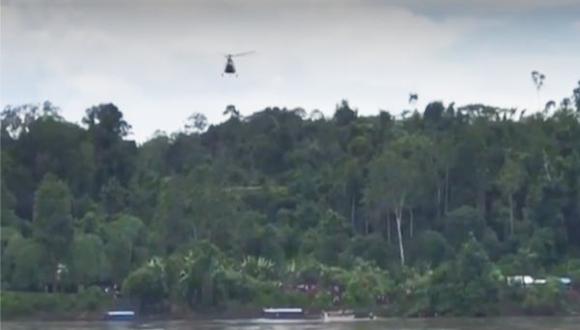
[2,0,580,142]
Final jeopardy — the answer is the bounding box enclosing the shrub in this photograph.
[78,286,108,311]
[523,278,563,315]
[0,290,110,319]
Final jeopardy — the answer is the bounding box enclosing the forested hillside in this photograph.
[2,81,580,316]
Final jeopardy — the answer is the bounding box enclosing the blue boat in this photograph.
[105,310,136,321]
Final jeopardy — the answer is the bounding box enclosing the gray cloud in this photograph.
[2,0,579,141]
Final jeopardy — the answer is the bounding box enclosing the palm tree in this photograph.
[544,100,556,113]
[531,71,546,111]
[223,105,240,119]
[178,243,228,307]
[409,93,418,105]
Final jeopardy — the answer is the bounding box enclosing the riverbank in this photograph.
[0,290,113,321]
[3,290,580,322]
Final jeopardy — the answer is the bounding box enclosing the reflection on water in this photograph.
[3,317,580,330]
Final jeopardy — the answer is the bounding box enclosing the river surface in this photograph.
[3,317,580,330]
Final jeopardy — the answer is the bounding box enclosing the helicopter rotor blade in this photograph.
[230,51,255,57]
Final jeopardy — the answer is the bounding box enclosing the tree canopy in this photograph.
[1,83,580,315]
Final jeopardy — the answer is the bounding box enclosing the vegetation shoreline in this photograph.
[3,309,580,322]
[2,83,580,323]
[3,289,580,322]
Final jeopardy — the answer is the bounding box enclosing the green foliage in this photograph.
[410,230,452,267]
[1,183,22,229]
[424,102,445,123]
[178,241,231,307]
[70,234,109,287]
[559,259,580,283]
[347,233,395,269]
[123,257,168,310]
[454,236,501,315]
[409,237,501,317]
[3,236,49,290]
[1,289,110,319]
[79,286,109,311]
[33,173,74,274]
[342,259,392,307]
[522,278,564,315]
[100,178,128,216]
[333,100,357,126]
[444,206,485,247]
[302,210,350,265]
[1,226,21,251]
[104,214,148,284]
[528,227,559,267]
[2,89,580,316]
[240,256,276,281]
[76,211,103,234]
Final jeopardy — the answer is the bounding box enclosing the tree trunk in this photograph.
[477,186,486,217]
[386,213,391,244]
[409,208,414,239]
[52,258,59,293]
[543,150,552,182]
[365,216,369,235]
[351,195,356,233]
[508,195,513,235]
[53,271,59,293]
[444,166,450,214]
[395,204,405,266]
[436,185,442,219]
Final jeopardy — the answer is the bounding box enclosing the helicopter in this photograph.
[222,51,255,77]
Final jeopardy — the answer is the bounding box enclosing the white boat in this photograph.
[262,307,305,319]
[322,310,375,322]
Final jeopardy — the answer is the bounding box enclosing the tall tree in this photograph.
[531,70,546,112]
[573,80,580,112]
[33,174,74,291]
[70,234,109,289]
[365,134,431,266]
[223,105,240,120]
[104,214,149,285]
[497,153,526,237]
[83,103,135,191]
[3,236,49,290]
[185,113,208,133]
[333,100,357,126]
